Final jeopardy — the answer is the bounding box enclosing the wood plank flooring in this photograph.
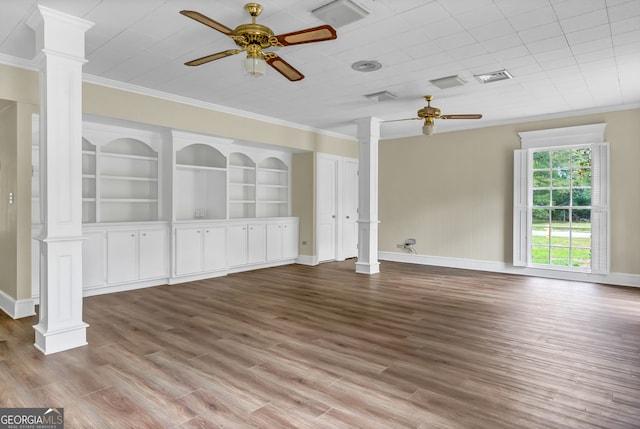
[1,260,640,428]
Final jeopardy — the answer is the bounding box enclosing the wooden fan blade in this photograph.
[382,117,421,123]
[185,49,241,66]
[273,25,337,46]
[439,114,483,120]
[265,54,304,81]
[180,10,234,36]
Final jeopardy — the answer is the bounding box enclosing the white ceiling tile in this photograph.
[507,6,557,31]
[468,19,515,42]
[453,4,506,29]
[559,9,609,33]
[551,0,606,20]
[570,37,613,55]
[612,29,640,47]
[434,31,477,50]
[611,16,640,35]
[534,47,574,63]
[607,0,640,22]
[538,55,578,70]
[495,0,552,17]
[525,36,569,54]
[481,34,525,52]
[491,45,530,62]
[518,22,564,43]
[565,24,612,46]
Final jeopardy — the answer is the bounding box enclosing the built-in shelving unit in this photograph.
[228,152,256,219]
[32,121,299,297]
[257,157,289,218]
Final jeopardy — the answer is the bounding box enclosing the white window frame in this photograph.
[513,124,609,274]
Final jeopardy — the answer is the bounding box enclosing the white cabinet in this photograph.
[83,230,106,288]
[174,224,226,277]
[106,225,167,284]
[248,223,266,264]
[267,220,299,261]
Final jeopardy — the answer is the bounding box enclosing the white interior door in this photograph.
[342,158,358,259]
[317,156,337,262]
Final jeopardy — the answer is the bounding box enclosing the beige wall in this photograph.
[291,152,315,257]
[83,83,356,156]
[0,64,39,303]
[379,108,640,275]
[0,101,19,299]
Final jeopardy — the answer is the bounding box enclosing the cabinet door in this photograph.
[83,230,106,288]
[175,227,203,276]
[247,223,266,264]
[107,230,138,284]
[227,225,248,267]
[203,226,227,271]
[283,221,299,260]
[139,227,167,279]
[266,223,284,261]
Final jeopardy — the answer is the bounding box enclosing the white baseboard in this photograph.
[82,278,169,297]
[0,289,36,319]
[295,255,318,266]
[378,251,640,288]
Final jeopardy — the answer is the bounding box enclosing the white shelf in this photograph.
[101,175,158,182]
[176,164,226,172]
[102,198,158,203]
[100,152,158,162]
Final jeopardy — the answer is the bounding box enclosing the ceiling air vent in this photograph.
[364,90,398,102]
[429,75,466,89]
[312,0,370,28]
[475,69,513,84]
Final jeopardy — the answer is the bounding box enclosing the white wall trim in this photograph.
[296,255,318,266]
[379,251,640,288]
[0,289,36,319]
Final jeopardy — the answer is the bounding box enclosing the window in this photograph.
[514,124,609,274]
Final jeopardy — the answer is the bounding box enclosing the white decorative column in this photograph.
[27,6,93,354]
[355,117,381,274]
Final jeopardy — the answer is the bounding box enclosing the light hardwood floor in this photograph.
[1,260,639,428]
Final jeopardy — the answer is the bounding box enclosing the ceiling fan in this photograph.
[180,3,337,81]
[385,95,483,135]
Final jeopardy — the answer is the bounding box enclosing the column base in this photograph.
[356,261,380,275]
[33,322,89,355]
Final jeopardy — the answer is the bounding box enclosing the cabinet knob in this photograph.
[197,230,201,233]
[332,215,336,218]
[131,234,135,237]
[142,233,147,236]
[205,229,209,233]
[346,216,350,219]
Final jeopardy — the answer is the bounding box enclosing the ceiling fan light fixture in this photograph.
[243,55,267,78]
[422,117,436,136]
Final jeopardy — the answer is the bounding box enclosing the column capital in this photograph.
[27,5,93,62]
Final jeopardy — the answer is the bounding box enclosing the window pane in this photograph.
[573,209,590,222]
[532,208,549,224]
[533,151,550,169]
[533,170,550,187]
[551,208,569,222]
[552,169,570,187]
[572,188,591,206]
[552,150,570,168]
[533,190,550,206]
[551,247,569,266]
[572,168,591,187]
[572,148,591,167]
[531,246,550,264]
[552,190,570,207]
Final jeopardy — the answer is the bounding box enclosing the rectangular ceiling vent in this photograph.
[429,75,466,89]
[312,0,370,28]
[475,69,513,84]
[364,90,398,102]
